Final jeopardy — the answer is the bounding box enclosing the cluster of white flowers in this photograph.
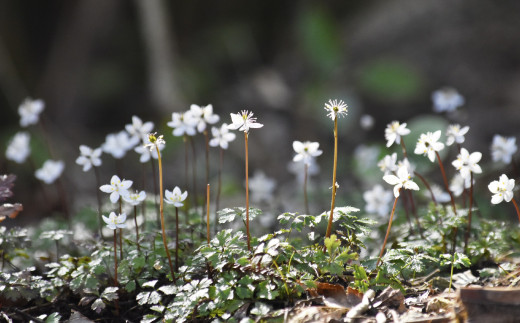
[35,160,65,184]
[168,104,219,137]
[431,87,465,113]
[490,134,517,164]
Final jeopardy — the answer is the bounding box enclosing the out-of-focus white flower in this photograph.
[5,132,30,164]
[75,145,102,172]
[35,160,65,184]
[164,187,188,207]
[491,135,517,164]
[378,153,398,176]
[354,145,380,171]
[324,99,348,120]
[384,121,410,148]
[123,190,147,206]
[397,158,415,178]
[167,111,198,137]
[125,116,154,142]
[360,114,375,130]
[190,104,220,133]
[228,110,264,133]
[209,123,236,149]
[428,185,452,203]
[450,173,472,197]
[363,184,393,217]
[414,130,445,162]
[292,141,323,165]
[446,124,469,146]
[288,159,320,184]
[102,131,139,159]
[432,88,465,113]
[488,174,515,204]
[100,175,133,203]
[18,98,45,127]
[452,148,482,179]
[248,170,276,203]
[383,165,420,198]
[102,212,127,230]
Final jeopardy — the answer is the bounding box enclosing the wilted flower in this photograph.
[446,124,469,146]
[431,88,465,113]
[100,175,133,204]
[248,170,276,203]
[488,174,515,204]
[102,212,127,230]
[491,134,517,164]
[363,184,393,217]
[452,148,482,179]
[102,131,139,159]
[125,116,154,142]
[75,145,102,172]
[383,165,420,198]
[164,186,188,207]
[209,123,236,149]
[122,190,147,206]
[378,153,398,176]
[5,132,30,164]
[190,104,220,133]
[292,141,323,165]
[414,130,445,162]
[227,110,264,133]
[167,111,198,137]
[35,160,65,184]
[18,98,45,127]
[384,121,410,148]
[324,99,348,120]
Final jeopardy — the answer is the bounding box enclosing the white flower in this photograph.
[397,158,415,178]
[209,123,236,149]
[142,133,165,154]
[378,153,398,176]
[428,185,452,203]
[446,124,469,146]
[135,138,163,163]
[450,173,472,197]
[167,111,198,137]
[292,141,323,165]
[75,145,102,172]
[488,174,515,204]
[414,130,445,162]
[288,158,320,184]
[35,160,65,184]
[164,186,188,207]
[102,131,139,159]
[384,121,411,147]
[363,184,393,217]
[102,212,127,230]
[491,135,517,164]
[431,87,465,113]
[248,170,276,203]
[452,148,482,179]
[360,114,375,130]
[122,190,147,206]
[18,98,44,127]
[227,110,264,133]
[383,165,420,198]
[5,132,30,164]
[324,99,348,120]
[125,116,154,142]
[190,104,220,133]
[100,175,133,204]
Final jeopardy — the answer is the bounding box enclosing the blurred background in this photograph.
[1,0,520,227]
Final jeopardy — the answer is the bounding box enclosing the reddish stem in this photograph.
[325,117,338,239]
[512,197,520,223]
[245,132,251,251]
[377,192,400,267]
[435,151,457,214]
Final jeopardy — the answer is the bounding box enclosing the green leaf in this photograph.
[125,280,136,293]
[324,234,341,256]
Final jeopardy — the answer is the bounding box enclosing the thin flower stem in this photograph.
[175,207,179,271]
[464,173,474,252]
[304,163,309,214]
[245,132,251,251]
[215,147,223,233]
[414,171,437,206]
[134,205,141,253]
[113,229,118,286]
[118,199,123,260]
[435,151,457,213]
[377,192,400,267]
[407,190,424,239]
[156,146,176,281]
[189,136,199,214]
[56,178,71,229]
[94,167,103,237]
[325,117,338,239]
[207,184,210,245]
[184,136,190,225]
[401,192,415,235]
[512,197,520,222]
[400,140,408,158]
[150,159,160,228]
[204,131,210,234]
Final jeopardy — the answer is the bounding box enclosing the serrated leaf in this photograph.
[142,280,158,288]
[91,298,105,313]
[125,280,136,292]
[101,287,119,301]
[158,285,176,295]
